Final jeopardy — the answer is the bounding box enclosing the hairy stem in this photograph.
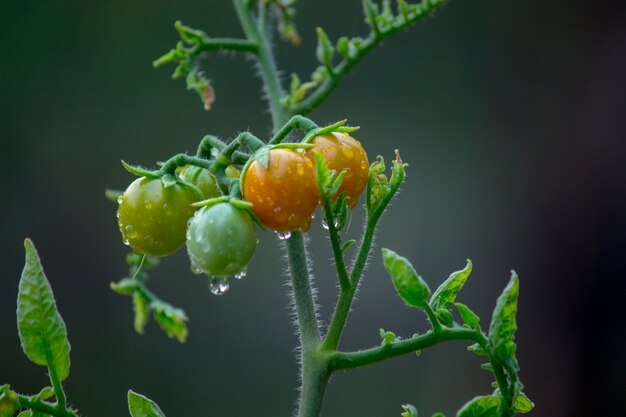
[285,232,321,347]
[17,394,75,417]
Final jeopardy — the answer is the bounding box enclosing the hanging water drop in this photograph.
[234,268,247,280]
[277,231,291,240]
[209,276,230,295]
[321,218,329,230]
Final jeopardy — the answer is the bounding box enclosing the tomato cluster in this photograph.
[117,167,257,280]
[242,133,369,232]
[116,131,368,285]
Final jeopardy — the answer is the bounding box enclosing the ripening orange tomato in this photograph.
[242,148,319,232]
[307,133,369,208]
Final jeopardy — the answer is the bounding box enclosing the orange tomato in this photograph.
[242,148,319,232]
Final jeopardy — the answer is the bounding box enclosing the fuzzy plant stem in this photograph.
[232,2,328,416]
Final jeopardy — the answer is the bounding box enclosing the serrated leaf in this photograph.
[488,272,519,363]
[430,260,472,311]
[456,395,500,417]
[382,248,430,308]
[128,391,166,417]
[152,300,188,343]
[17,239,71,381]
[401,404,418,417]
[134,293,150,335]
[513,392,534,413]
[455,302,480,327]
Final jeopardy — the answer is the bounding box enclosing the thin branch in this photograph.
[292,0,448,115]
[330,327,479,370]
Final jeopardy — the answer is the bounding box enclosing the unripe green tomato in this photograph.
[118,177,200,257]
[186,203,257,277]
[0,386,20,417]
[178,165,222,199]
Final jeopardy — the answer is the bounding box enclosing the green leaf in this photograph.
[513,392,534,413]
[488,272,519,363]
[430,260,472,311]
[379,328,400,346]
[456,395,500,417]
[315,27,334,67]
[121,160,159,179]
[455,302,480,327]
[254,147,270,170]
[341,239,356,253]
[134,293,151,335]
[152,300,188,343]
[401,404,418,417]
[435,308,454,327]
[382,248,430,308]
[128,391,166,417]
[467,343,488,357]
[17,239,71,381]
[111,278,140,296]
[33,386,55,401]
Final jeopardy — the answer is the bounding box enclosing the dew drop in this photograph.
[234,268,247,280]
[124,225,133,231]
[190,263,204,275]
[321,217,339,230]
[209,276,230,295]
[117,196,123,204]
[277,231,292,240]
[123,238,130,246]
[144,200,153,209]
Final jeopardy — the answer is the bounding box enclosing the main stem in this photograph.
[233,2,328,416]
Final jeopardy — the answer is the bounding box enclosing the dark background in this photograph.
[1,0,625,416]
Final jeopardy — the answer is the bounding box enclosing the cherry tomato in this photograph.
[307,133,369,208]
[178,165,222,199]
[186,203,257,276]
[118,177,199,256]
[242,148,318,232]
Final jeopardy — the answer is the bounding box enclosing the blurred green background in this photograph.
[1,0,625,416]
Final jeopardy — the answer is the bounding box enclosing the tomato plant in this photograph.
[241,148,319,232]
[307,133,369,208]
[118,177,199,257]
[186,202,257,278]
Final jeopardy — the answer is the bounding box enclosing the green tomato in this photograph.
[118,177,200,257]
[186,203,257,277]
[178,165,221,199]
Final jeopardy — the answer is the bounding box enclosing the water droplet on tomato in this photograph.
[234,268,247,280]
[190,263,203,275]
[209,276,229,295]
[277,231,291,240]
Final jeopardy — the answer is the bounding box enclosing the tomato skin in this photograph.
[186,203,257,276]
[307,133,369,208]
[242,149,318,232]
[178,165,222,199]
[118,177,199,257]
